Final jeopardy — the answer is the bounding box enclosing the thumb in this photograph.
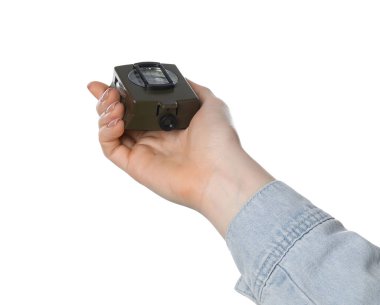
[186,79,215,105]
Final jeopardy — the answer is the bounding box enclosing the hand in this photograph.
[87,80,273,236]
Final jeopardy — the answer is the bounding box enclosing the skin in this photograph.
[87,80,274,237]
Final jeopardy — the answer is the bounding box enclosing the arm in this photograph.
[87,79,273,236]
[88,80,380,304]
[226,181,380,304]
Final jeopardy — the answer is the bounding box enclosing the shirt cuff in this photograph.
[225,180,333,302]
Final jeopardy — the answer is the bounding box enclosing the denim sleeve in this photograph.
[226,180,380,305]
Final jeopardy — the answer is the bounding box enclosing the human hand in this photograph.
[87,80,273,236]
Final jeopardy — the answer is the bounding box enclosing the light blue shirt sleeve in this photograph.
[226,180,380,305]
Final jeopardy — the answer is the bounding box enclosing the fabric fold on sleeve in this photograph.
[225,180,333,302]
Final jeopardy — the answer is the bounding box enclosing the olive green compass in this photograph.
[111,62,200,131]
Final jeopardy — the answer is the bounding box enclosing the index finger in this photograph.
[87,81,109,99]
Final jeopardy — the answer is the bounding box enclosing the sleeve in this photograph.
[225,180,380,305]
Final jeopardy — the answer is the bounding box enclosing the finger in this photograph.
[121,133,137,149]
[87,81,108,99]
[98,119,131,171]
[186,79,215,104]
[87,81,121,116]
[98,101,124,128]
[126,130,148,142]
[96,88,120,116]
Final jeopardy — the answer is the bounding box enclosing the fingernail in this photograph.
[99,87,112,103]
[105,101,119,114]
[107,118,120,128]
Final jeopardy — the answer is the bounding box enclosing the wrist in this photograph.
[199,148,274,237]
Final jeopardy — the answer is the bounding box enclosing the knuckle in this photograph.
[100,145,110,158]
[203,86,212,93]
[98,136,110,158]
[96,102,103,115]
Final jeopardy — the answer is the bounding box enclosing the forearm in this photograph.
[225,180,380,304]
[198,147,274,237]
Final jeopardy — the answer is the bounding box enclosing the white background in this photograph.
[0,1,379,304]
